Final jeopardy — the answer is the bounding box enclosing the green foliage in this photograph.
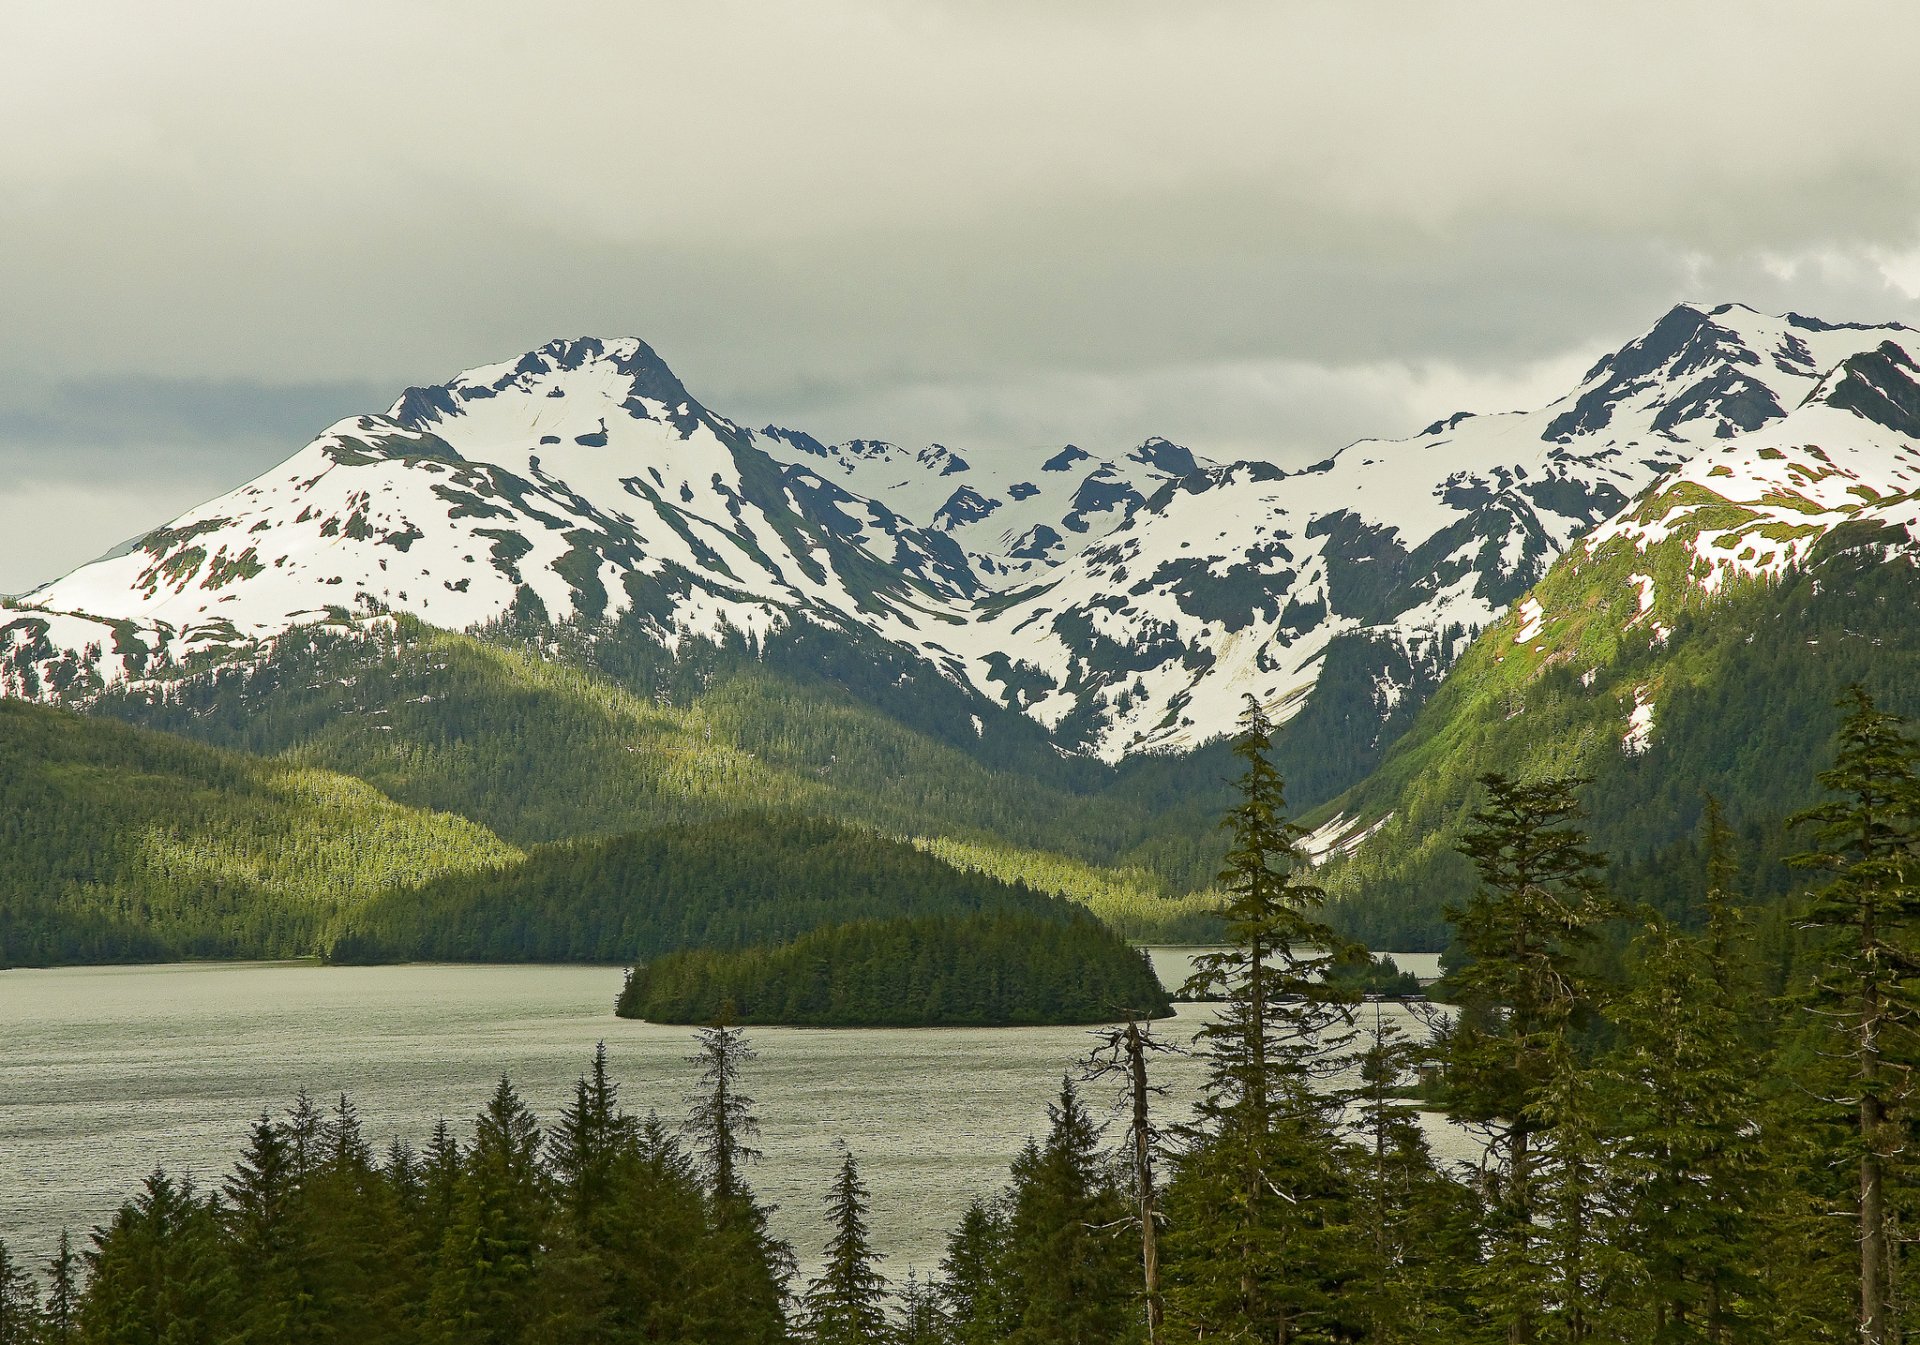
[332,811,1099,965]
[93,619,1219,940]
[1439,772,1616,1343]
[0,698,519,967]
[800,1154,891,1345]
[1318,536,1920,949]
[619,912,1173,1027]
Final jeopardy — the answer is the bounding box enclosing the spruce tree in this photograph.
[896,1271,947,1345]
[1790,688,1920,1345]
[78,1172,236,1344]
[1442,771,1614,1345]
[221,1111,311,1343]
[1348,1001,1475,1343]
[683,1023,791,1345]
[1163,697,1361,1343]
[43,1230,78,1345]
[1603,802,1768,1343]
[0,1240,40,1345]
[307,1092,410,1341]
[550,1042,640,1224]
[427,1077,551,1345]
[801,1152,891,1345]
[938,1197,1014,1345]
[1003,1077,1137,1345]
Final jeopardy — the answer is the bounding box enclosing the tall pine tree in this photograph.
[1790,688,1920,1345]
[1442,771,1615,1345]
[801,1152,891,1345]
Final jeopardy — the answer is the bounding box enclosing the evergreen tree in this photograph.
[938,1198,1014,1345]
[896,1271,947,1345]
[683,1023,791,1345]
[550,1042,640,1223]
[1347,1001,1475,1343]
[1003,1078,1137,1345]
[427,1078,551,1345]
[78,1172,236,1345]
[1602,801,1768,1343]
[1441,771,1615,1345]
[689,1019,762,1206]
[0,1241,40,1345]
[1789,688,1920,1345]
[43,1230,78,1345]
[801,1152,892,1345]
[1163,698,1361,1343]
[220,1111,310,1342]
[306,1092,410,1341]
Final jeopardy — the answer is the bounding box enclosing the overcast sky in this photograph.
[5,0,1920,592]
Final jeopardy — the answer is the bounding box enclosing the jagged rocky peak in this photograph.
[1545,301,1918,447]
[1809,339,1920,438]
[390,336,704,436]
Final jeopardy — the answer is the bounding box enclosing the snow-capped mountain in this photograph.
[1291,326,1920,942]
[4,304,1914,761]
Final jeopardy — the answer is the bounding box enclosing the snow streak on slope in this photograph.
[5,307,1917,759]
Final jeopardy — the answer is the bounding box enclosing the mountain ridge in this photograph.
[5,303,1915,767]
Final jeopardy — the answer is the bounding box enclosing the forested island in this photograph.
[3,690,1918,1343]
[615,911,1172,1027]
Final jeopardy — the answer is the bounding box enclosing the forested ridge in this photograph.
[616,911,1173,1027]
[92,619,1225,938]
[6,696,1919,1343]
[1322,534,1920,948]
[327,812,1103,967]
[0,699,518,967]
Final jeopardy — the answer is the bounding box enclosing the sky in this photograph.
[5,0,1920,593]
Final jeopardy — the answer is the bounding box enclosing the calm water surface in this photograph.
[0,955,1455,1273]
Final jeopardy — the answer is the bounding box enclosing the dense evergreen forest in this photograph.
[327,813,1110,967]
[6,692,1918,1343]
[616,911,1172,1027]
[90,620,1226,940]
[1324,532,1920,949]
[0,699,517,967]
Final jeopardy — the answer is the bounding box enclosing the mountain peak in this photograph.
[390,335,699,433]
[1809,338,1920,437]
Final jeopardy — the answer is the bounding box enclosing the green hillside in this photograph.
[1318,526,1920,948]
[93,619,1225,938]
[325,811,1111,964]
[0,698,520,966]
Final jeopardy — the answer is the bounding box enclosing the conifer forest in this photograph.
[2,692,1917,1345]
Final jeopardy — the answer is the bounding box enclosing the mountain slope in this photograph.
[11,305,1912,767]
[0,698,520,965]
[1310,331,1920,946]
[86,617,1223,936]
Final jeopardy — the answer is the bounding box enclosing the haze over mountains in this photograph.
[8,302,1916,778]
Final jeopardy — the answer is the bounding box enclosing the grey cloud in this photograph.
[0,376,394,486]
[4,0,1920,591]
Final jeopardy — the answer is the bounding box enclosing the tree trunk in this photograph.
[1862,1012,1888,1345]
[1125,1021,1164,1345]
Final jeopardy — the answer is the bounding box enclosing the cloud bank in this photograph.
[4,0,1918,589]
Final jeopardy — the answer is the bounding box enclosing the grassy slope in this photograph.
[1316,526,1920,948]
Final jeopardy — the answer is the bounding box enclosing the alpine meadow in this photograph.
[5,5,1920,1344]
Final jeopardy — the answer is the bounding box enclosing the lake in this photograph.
[0,956,1460,1274]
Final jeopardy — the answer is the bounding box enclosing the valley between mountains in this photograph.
[3,301,1918,968]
